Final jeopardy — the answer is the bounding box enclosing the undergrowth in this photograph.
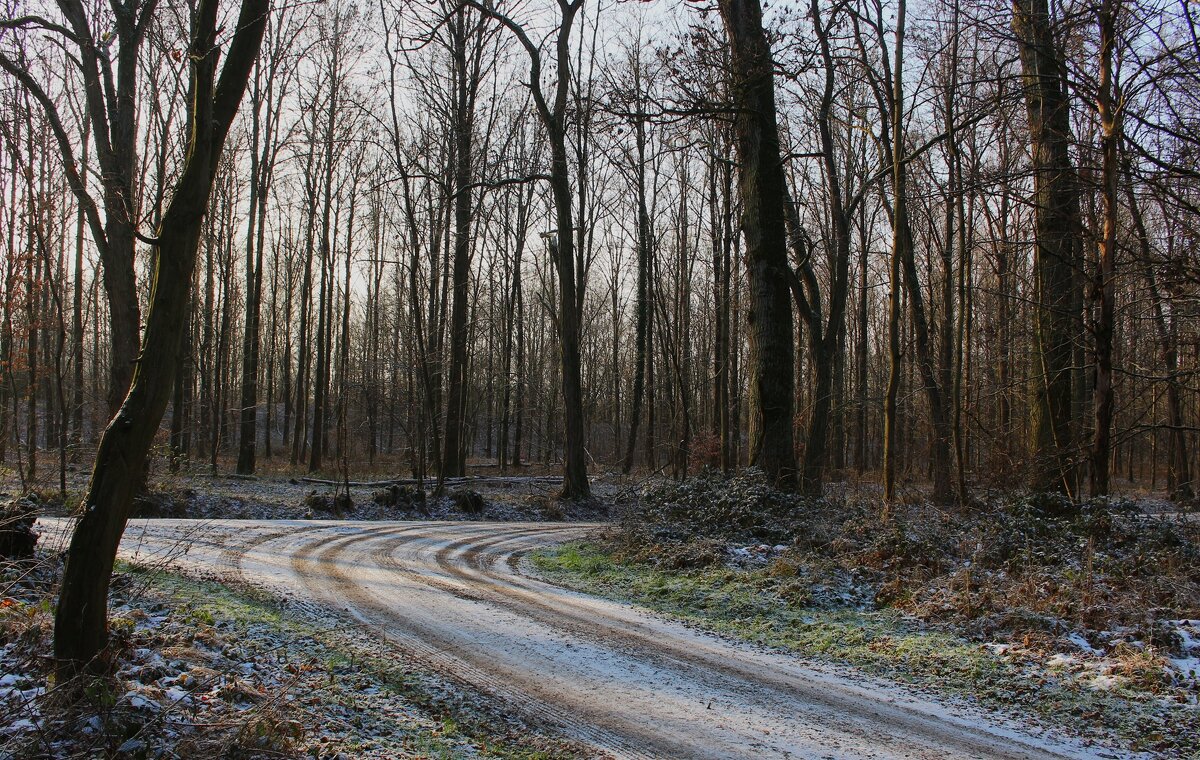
[620,469,1200,642]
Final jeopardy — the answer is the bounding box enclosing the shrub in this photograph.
[0,497,38,559]
[632,468,812,544]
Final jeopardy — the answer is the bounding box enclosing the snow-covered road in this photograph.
[39,518,1109,759]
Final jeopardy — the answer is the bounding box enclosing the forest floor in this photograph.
[4,464,618,522]
[0,468,1196,758]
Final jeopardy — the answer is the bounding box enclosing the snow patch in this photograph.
[1087,674,1121,691]
[1166,620,1200,682]
[1046,653,1078,669]
[1067,632,1102,656]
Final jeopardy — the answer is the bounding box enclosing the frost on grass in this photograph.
[1,551,580,759]
[534,470,1200,757]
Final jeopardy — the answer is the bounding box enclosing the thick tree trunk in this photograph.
[442,7,477,478]
[1090,0,1119,496]
[1013,0,1084,496]
[309,58,341,473]
[622,108,652,474]
[236,61,273,475]
[235,207,264,474]
[547,214,590,498]
[718,0,797,490]
[291,171,315,465]
[882,31,904,503]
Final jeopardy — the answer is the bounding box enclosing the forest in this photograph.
[1,0,1199,756]
[0,0,1195,502]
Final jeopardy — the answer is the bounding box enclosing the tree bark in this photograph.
[1090,0,1119,496]
[443,3,482,477]
[717,0,797,490]
[622,83,652,474]
[1013,0,1084,497]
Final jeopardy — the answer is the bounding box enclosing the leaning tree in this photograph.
[38,0,268,679]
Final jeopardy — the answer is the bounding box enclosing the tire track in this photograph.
[345,526,1077,759]
[288,526,654,758]
[100,519,1106,760]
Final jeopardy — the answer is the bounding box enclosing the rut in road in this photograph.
[67,519,1107,760]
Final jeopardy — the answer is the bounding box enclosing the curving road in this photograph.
[39,519,1105,759]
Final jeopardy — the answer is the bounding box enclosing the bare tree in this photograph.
[52,0,267,678]
[1013,0,1085,497]
[468,0,592,499]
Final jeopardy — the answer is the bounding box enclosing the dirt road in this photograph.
[39,519,1108,759]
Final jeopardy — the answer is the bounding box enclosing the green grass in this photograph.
[531,542,1199,758]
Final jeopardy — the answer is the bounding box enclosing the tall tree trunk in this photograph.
[1013,0,1085,497]
[622,98,652,474]
[309,47,341,473]
[717,0,797,490]
[885,0,953,503]
[336,189,355,464]
[237,52,278,475]
[71,118,89,452]
[443,4,478,478]
[169,302,193,471]
[476,0,590,497]
[720,147,735,472]
[1090,0,1120,496]
[1127,178,1192,500]
[791,0,854,496]
[291,161,316,465]
[26,187,38,481]
[855,206,869,475]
